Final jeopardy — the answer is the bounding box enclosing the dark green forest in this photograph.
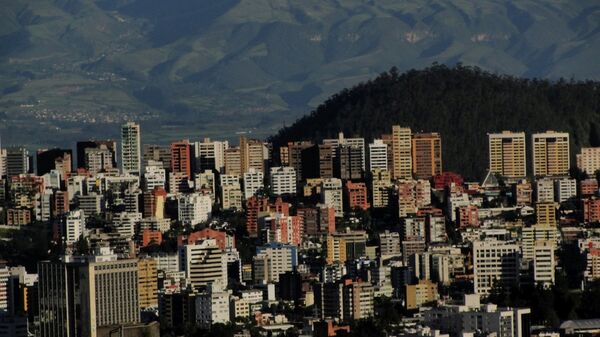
[271,64,600,180]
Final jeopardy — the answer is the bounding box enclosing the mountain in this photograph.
[1,0,600,147]
[270,65,600,180]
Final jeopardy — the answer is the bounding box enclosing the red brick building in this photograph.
[345,181,370,210]
[582,198,600,223]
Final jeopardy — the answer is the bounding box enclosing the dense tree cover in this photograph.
[271,64,600,179]
[0,222,59,271]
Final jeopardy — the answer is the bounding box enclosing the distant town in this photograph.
[1,123,600,337]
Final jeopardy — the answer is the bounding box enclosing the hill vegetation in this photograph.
[271,65,600,180]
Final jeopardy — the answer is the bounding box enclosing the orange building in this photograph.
[457,205,479,228]
[143,187,167,219]
[267,215,303,246]
[580,179,598,197]
[178,228,235,250]
[412,132,442,180]
[141,229,163,247]
[246,196,269,237]
[583,198,600,223]
[53,190,69,217]
[270,197,290,216]
[345,181,370,210]
[170,140,192,179]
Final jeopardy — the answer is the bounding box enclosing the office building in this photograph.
[392,125,412,179]
[6,147,29,177]
[473,240,520,295]
[488,131,526,178]
[532,131,570,177]
[412,132,442,179]
[121,122,141,175]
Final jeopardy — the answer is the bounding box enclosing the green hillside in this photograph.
[1,0,600,147]
[271,65,600,180]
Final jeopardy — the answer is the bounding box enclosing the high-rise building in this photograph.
[270,166,296,195]
[5,147,29,177]
[121,122,141,176]
[379,230,401,259]
[412,132,442,179]
[0,147,6,177]
[535,179,555,203]
[554,178,577,203]
[533,241,555,288]
[392,125,412,179]
[63,210,85,245]
[36,149,72,176]
[240,136,266,174]
[322,178,343,216]
[224,147,242,176]
[253,243,297,284]
[370,169,392,208]
[178,193,212,226]
[287,141,313,182]
[577,147,600,175]
[138,258,158,309]
[243,169,264,199]
[535,202,557,226]
[334,144,363,180]
[171,140,192,179]
[532,131,570,177]
[76,140,117,170]
[180,239,227,290]
[142,144,171,170]
[84,145,114,174]
[473,240,520,295]
[194,138,228,173]
[488,131,526,178]
[368,139,388,172]
[345,181,370,210]
[38,250,140,337]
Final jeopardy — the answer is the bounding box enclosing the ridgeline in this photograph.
[271,65,600,180]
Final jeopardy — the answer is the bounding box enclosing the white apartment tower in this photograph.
[121,122,141,175]
[473,240,520,296]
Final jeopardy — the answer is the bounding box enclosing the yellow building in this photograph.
[326,235,347,265]
[392,125,412,180]
[405,279,439,310]
[138,258,158,309]
[532,131,570,177]
[535,202,557,227]
[488,131,526,178]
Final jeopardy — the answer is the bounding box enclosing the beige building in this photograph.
[533,241,555,288]
[370,168,392,208]
[138,258,158,309]
[405,279,439,310]
[224,148,242,176]
[532,131,570,177]
[412,132,442,180]
[473,240,520,296]
[577,147,600,175]
[488,131,526,178]
[392,125,412,180]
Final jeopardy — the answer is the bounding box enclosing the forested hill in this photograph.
[270,65,600,180]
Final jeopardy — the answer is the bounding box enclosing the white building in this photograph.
[112,212,142,238]
[243,169,264,199]
[64,210,85,245]
[322,178,343,216]
[535,179,554,203]
[195,139,229,173]
[533,241,555,287]
[179,239,227,289]
[379,230,401,259]
[473,240,520,296]
[196,284,230,328]
[554,178,577,203]
[144,165,166,191]
[270,167,297,196]
[121,122,141,176]
[178,193,212,226]
[368,139,388,171]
